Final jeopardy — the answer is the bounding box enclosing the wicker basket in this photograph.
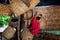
[10,0,29,16]
[10,0,40,16]
[22,0,40,9]
[23,10,33,20]
[22,27,34,40]
[29,0,40,9]
[0,4,12,16]
[2,26,16,40]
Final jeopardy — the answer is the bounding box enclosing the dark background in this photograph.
[37,0,60,6]
[0,0,60,6]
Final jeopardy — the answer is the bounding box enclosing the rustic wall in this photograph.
[34,6,60,30]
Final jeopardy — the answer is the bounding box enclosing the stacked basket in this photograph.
[1,0,40,40]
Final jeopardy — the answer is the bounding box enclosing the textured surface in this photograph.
[0,4,11,16]
[34,6,60,30]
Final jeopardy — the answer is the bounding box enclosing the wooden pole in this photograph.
[17,16,20,40]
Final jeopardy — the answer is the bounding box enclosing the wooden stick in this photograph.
[17,16,20,40]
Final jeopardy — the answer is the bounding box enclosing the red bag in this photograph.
[31,16,40,35]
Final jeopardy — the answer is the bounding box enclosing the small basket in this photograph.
[23,10,33,20]
[2,26,16,40]
[10,0,29,16]
[22,27,33,40]
[0,4,12,16]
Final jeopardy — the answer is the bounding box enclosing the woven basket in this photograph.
[29,0,40,9]
[22,0,40,9]
[22,27,34,40]
[10,0,29,16]
[0,4,12,16]
[23,10,33,20]
[2,26,16,39]
[10,0,40,16]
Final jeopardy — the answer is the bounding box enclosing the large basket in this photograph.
[0,4,12,16]
[2,26,16,39]
[22,0,40,9]
[29,0,40,9]
[22,27,33,40]
[10,0,40,16]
